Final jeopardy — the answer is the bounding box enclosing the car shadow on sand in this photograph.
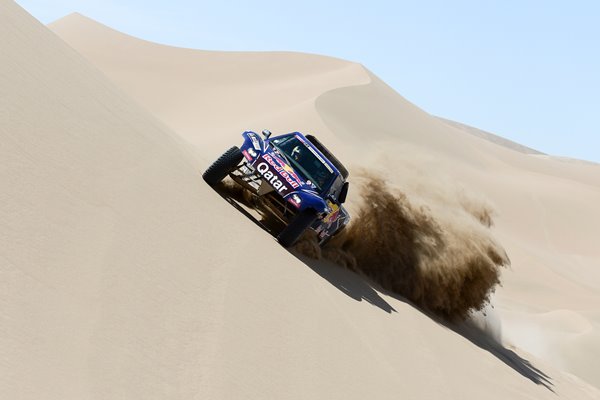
[296,245,554,390]
[297,247,553,391]
[445,319,555,391]
[456,323,554,391]
[212,181,553,391]
[212,181,397,314]
[298,251,554,392]
[291,252,397,314]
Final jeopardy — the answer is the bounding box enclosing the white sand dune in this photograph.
[51,12,600,388]
[2,2,600,398]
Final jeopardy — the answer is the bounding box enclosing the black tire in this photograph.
[203,146,243,186]
[277,208,319,248]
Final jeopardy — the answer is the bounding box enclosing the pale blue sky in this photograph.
[16,0,600,162]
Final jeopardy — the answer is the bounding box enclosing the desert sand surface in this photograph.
[2,1,600,398]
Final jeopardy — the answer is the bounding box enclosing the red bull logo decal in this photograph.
[261,154,300,189]
[280,162,302,184]
[323,201,340,224]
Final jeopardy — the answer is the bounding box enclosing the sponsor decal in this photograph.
[287,193,302,209]
[287,194,302,209]
[250,134,261,150]
[242,149,252,161]
[261,154,300,189]
[322,201,340,224]
[266,148,303,185]
[268,143,304,185]
[279,161,302,185]
[254,156,293,194]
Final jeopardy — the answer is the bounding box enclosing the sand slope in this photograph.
[2,2,600,399]
[51,11,600,391]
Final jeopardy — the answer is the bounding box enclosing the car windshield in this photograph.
[271,135,335,192]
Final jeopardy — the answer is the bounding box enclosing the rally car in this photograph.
[203,130,350,247]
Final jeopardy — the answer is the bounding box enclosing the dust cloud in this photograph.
[296,175,509,321]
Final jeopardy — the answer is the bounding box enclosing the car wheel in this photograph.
[202,146,243,186]
[277,208,318,248]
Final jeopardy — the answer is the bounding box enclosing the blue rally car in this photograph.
[203,130,350,247]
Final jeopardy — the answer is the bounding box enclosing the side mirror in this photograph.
[262,129,272,139]
[338,182,349,204]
